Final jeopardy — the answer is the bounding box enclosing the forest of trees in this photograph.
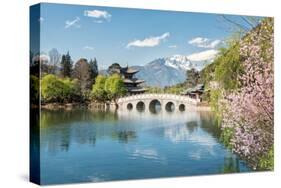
[39,50,99,103]
[30,49,127,105]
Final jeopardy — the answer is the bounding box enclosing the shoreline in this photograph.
[40,101,212,111]
[41,102,106,111]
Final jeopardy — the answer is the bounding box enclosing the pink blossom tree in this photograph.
[221,18,274,169]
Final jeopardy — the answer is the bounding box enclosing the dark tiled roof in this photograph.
[181,84,204,95]
[123,78,145,84]
[121,67,139,74]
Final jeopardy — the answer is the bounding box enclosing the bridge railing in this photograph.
[117,93,198,104]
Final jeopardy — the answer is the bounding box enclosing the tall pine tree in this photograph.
[89,58,98,84]
[60,51,72,78]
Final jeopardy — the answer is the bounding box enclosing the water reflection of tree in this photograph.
[59,128,70,151]
[111,131,137,143]
[185,121,199,134]
[222,155,240,173]
[198,111,221,140]
[40,109,138,154]
[40,109,118,128]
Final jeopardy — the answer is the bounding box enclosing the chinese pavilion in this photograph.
[108,63,147,95]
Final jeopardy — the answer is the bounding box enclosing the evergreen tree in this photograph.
[185,68,200,87]
[60,51,72,78]
[89,58,98,84]
[107,63,121,75]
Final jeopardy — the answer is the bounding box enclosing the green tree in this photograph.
[61,78,80,102]
[107,63,121,75]
[185,68,200,87]
[147,86,164,94]
[41,74,65,102]
[91,75,108,102]
[41,74,79,103]
[105,74,126,102]
[214,43,242,90]
[89,58,99,83]
[60,51,72,78]
[72,58,93,100]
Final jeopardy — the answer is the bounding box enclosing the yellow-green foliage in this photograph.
[164,85,185,94]
[258,147,274,171]
[146,87,164,94]
[92,75,107,102]
[199,40,243,109]
[209,89,225,126]
[199,62,216,85]
[41,74,79,103]
[147,84,185,95]
[105,74,126,100]
[214,43,242,90]
[92,74,126,102]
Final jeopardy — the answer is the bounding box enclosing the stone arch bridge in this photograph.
[116,93,200,112]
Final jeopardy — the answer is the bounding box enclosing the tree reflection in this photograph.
[185,121,199,134]
[40,109,119,154]
[199,111,221,140]
[41,109,119,128]
[222,155,240,173]
[111,131,137,143]
[60,129,70,152]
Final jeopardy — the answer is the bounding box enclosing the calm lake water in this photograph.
[39,108,251,184]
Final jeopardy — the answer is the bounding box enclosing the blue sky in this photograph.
[36,3,262,68]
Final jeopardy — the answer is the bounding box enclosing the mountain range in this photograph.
[133,54,214,87]
[100,51,218,87]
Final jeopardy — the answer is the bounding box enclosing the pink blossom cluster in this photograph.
[221,18,274,169]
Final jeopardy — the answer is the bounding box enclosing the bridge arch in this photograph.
[127,103,133,110]
[136,101,145,112]
[179,104,185,111]
[149,99,161,113]
[165,101,175,112]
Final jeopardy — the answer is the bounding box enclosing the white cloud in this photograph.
[168,45,177,48]
[84,10,112,22]
[127,32,170,48]
[188,37,221,49]
[208,40,221,48]
[65,17,80,29]
[83,46,94,50]
[186,49,219,62]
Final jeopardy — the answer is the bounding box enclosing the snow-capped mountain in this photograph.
[99,52,217,87]
[134,54,215,87]
[164,55,195,70]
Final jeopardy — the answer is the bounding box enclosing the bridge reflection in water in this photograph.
[117,94,199,113]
